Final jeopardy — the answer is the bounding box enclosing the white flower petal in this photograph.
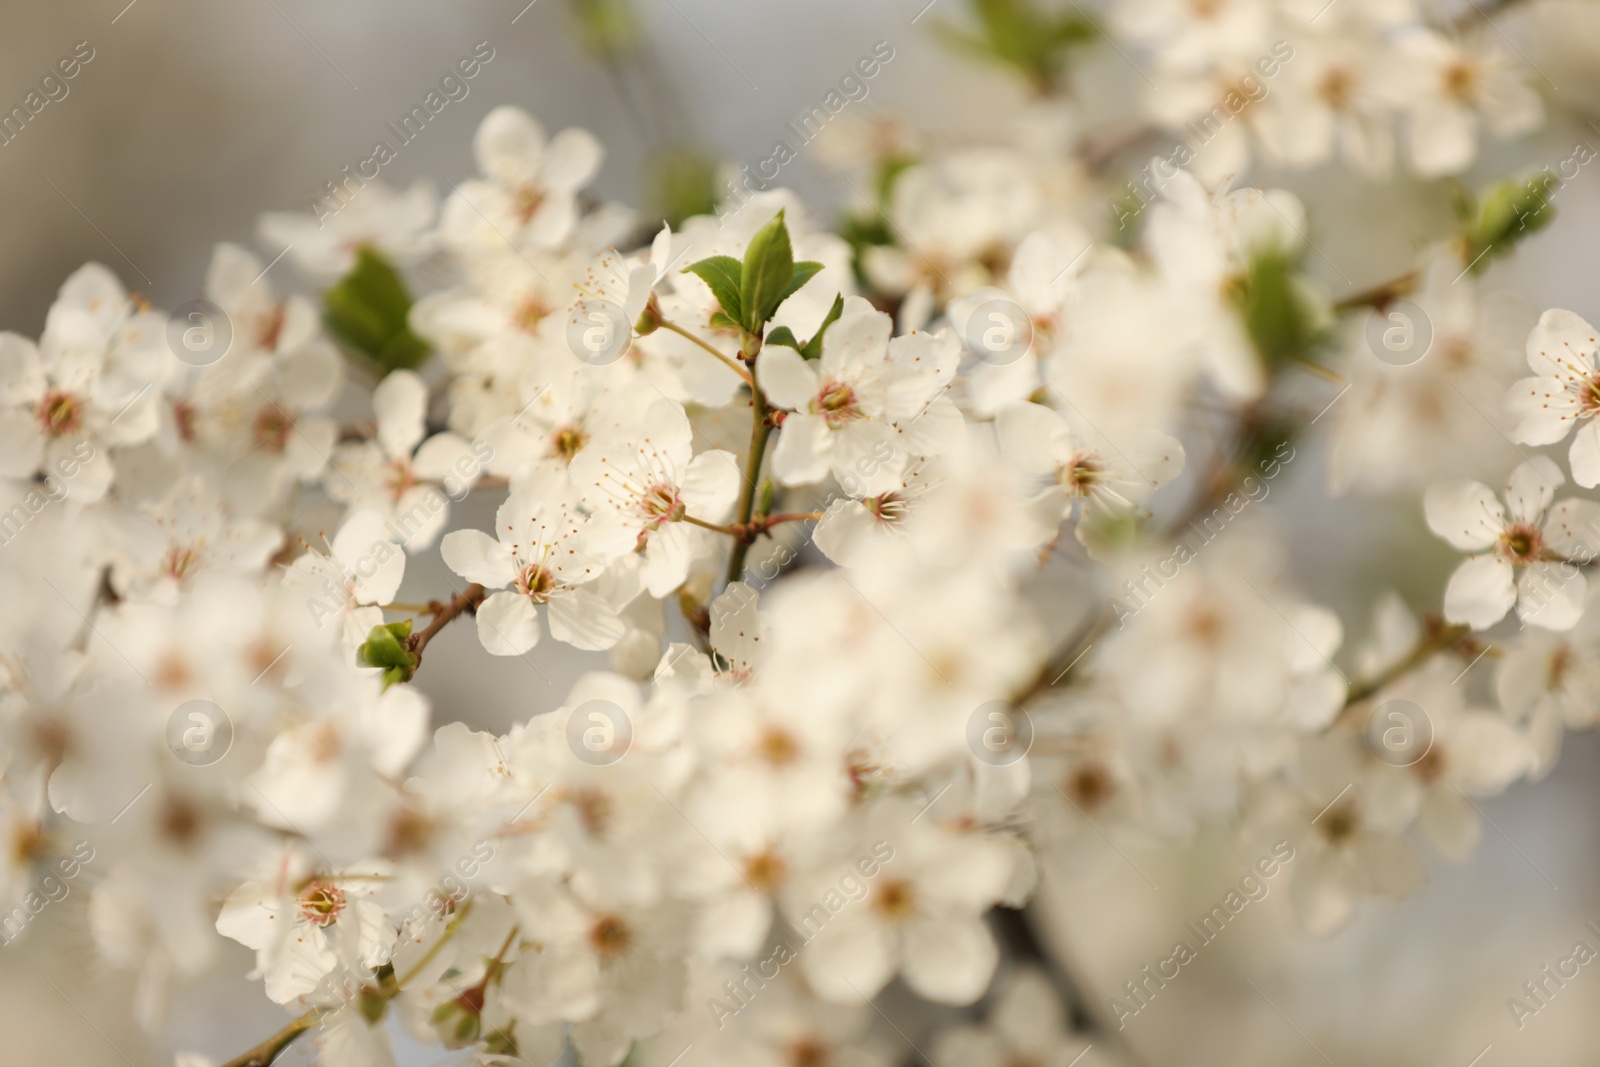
[475,106,547,186]
[476,590,540,655]
[757,347,821,412]
[901,916,998,1005]
[373,370,427,458]
[1442,554,1516,630]
[1517,563,1585,631]
[1423,480,1505,550]
[440,528,517,588]
[547,588,626,650]
[680,449,741,522]
[1504,456,1562,523]
[1526,308,1599,381]
[770,413,831,486]
[1571,421,1600,489]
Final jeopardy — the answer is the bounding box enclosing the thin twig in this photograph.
[217,1010,322,1067]
[1340,619,1473,712]
[218,893,478,1067]
[405,583,486,666]
[1332,269,1417,313]
[659,319,753,384]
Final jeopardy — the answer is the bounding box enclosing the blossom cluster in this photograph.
[0,0,1589,1064]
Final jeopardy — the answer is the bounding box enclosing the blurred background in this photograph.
[6,1,1600,1065]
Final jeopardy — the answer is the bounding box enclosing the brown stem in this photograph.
[1013,612,1111,708]
[753,511,824,529]
[217,1009,322,1067]
[1339,618,1473,713]
[220,899,477,1067]
[405,584,486,666]
[685,511,824,542]
[1077,123,1166,175]
[1333,270,1418,314]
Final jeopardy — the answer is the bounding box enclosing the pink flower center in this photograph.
[1498,522,1543,564]
[514,185,546,226]
[868,492,907,525]
[258,303,287,351]
[252,407,293,453]
[173,400,198,443]
[551,426,587,462]
[516,562,557,603]
[1576,374,1600,416]
[1061,454,1104,495]
[38,390,83,437]
[639,482,683,526]
[297,881,346,928]
[815,380,860,426]
[515,295,551,334]
[386,458,417,499]
[164,544,201,580]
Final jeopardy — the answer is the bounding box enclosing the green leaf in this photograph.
[801,294,846,360]
[934,0,1097,91]
[358,988,388,1025]
[876,153,918,206]
[837,211,893,289]
[684,255,744,322]
[571,0,641,61]
[324,248,431,372]
[764,326,803,351]
[739,210,796,331]
[645,146,720,228]
[708,310,741,332]
[356,619,418,688]
[1462,172,1557,272]
[1232,251,1325,370]
[779,261,824,306]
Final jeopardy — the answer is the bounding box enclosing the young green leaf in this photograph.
[934,0,1097,91]
[684,255,744,322]
[1461,172,1557,273]
[801,293,846,360]
[779,261,825,306]
[324,248,431,372]
[1232,251,1326,370]
[764,326,803,352]
[356,619,418,688]
[739,210,796,331]
[708,310,741,332]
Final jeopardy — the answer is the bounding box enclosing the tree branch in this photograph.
[405,584,486,666]
[1339,618,1473,713]
[218,1009,323,1067]
[725,345,774,586]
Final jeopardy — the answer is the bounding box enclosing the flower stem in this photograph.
[683,514,744,537]
[659,319,753,385]
[217,1009,322,1067]
[725,367,773,586]
[1012,612,1110,708]
[758,511,824,527]
[685,511,824,541]
[1339,619,1472,712]
[398,901,477,987]
[1332,270,1418,313]
[219,901,477,1067]
[405,584,486,668]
